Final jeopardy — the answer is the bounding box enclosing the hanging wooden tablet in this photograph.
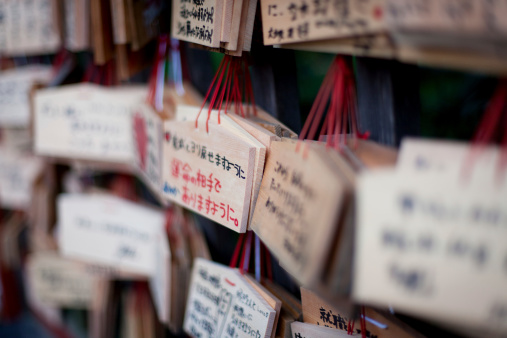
[183,258,277,338]
[319,139,397,300]
[57,193,166,276]
[261,0,386,45]
[171,0,224,48]
[354,164,507,336]
[386,0,507,74]
[301,287,421,338]
[90,0,115,65]
[133,102,166,198]
[244,274,282,338]
[221,0,234,42]
[175,105,267,227]
[0,0,62,56]
[25,251,98,309]
[64,0,91,52]
[148,231,171,325]
[291,321,358,338]
[162,106,256,233]
[110,0,131,45]
[223,0,245,51]
[0,147,45,210]
[34,83,147,166]
[251,140,350,286]
[0,66,52,127]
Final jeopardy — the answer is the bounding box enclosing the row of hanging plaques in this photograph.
[25,52,507,338]
[0,32,506,337]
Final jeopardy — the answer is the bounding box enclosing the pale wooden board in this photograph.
[385,0,507,37]
[291,321,357,338]
[58,193,166,276]
[148,234,171,324]
[221,0,234,42]
[167,209,192,331]
[162,119,255,232]
[0,0,61,56]
[354,168,507,336]
[301,287,355,332]
[178,108,273,229]
[244,274,282,338]
[171,0,224,48]
[223,0,244,51]
[396,43,507,76]
[132,103,165,200]
[0,65,52,127]
[251,140,348,286]
[110,0,129,44]
[261,0,386,45]
[164,105,260,232]
[242,0,258,51]
[183,258,277,338]
[34,83,147,164]
[25,252,97,309]
[0,147,45,210]
[302,286,422,338]
[64,0,91,51]
[226,0,249,55]
[90,0,114,65]
[227,113,280,228]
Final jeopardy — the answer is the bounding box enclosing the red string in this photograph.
[222,58,235,115]
[326,61,341,148]
[82,63,95,83]
[196,56,227,128]
[218,57,235,117]
[463,79,507,181]
[229,233,245,268]
[299,58,337,142]
[206,56,230,132]
[360,306,367,338]
[347,318,355,335]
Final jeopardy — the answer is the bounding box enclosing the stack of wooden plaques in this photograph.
[385,0,507,74]
[133,82,203,202]
[162,104,296,232]
[260,0,394,59]
[183,258,278,337]
[89,0,165,78]
[300,287,424,338]
[171,0,258,56]
[251,138,397,302]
